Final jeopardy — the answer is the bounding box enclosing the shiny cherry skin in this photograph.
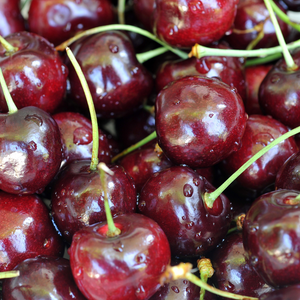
[0,32,68,114]
[0,106,63,194]
[155,76,248,168]
[153,0,238,48]
[68,31,154,119]
[139,166,232,257]
[28,0,114,46]
[51,160,137,243]
[0,0,25,37]
[155,42,246,101]
[280,0,300,10]
[225,0,289,49]
[2,256,86,300]
[259,48,300,129]
[259,284,300,300]
[221,115,298,192]
[0,192,64,272]
[69,213,171,300]
[133,0,156,32]
[243,189,300,287]
[211,232,274,298]
[53,111,112,165]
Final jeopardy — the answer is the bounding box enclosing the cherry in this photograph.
[280,0,300,10]
[69,213,171,300]
[132,0,156,32]
[28,0,115,46]
[2,256,86,300]
[259,284,300,299]
[152,0,239,48]
[155,75,247,168]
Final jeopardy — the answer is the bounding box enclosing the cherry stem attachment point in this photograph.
[0,35,18,54]
[204,125,300,208]
[66,47,99,171]
[0,68,18,114]
[98,163,121,237]
[0,270,20,279]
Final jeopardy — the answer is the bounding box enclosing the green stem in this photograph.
[0,35,18,54]
[0,68,18,114]
[136,47,169,64]
[118,0,126,24]
[245,52,282,66]
[98,163,121,237]
[264,0,297,70]
[20,0,31,10]
[227,227,237,235]
[66,47,99,171]
[186,272,258,300]
[56,24,188,60]
[204,125,300,208]
[0,270,19,279]
[111,131,157,163]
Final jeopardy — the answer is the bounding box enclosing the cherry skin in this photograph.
[0,106,63,194]
[280,0,300,10]
[132,0,156,32]
[69,213,171,300]
[152,0,238,48]
[243,189,300,288]
[2,256,86,300]
[0,32,68,114]
[138,165,232,257]
[51,160,137,243]
[0,192,64,272]
[28,0,114,46]
[259,284,300,300]
[155,75,248,168]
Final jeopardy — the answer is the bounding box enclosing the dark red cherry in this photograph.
[69,213,171,300]
[243,189,300,287]
[0,192,64,272]
[51,161,137,243]
[280,0,300,10]
[0,0,25,37]
[2,256,86,300]
[259,284,300,300]
[152,0,238,48]
[67,31,154,119]
[259,48,300,129]
[132,0,156,32]
[139,166,232,257]
[0,106,63,194]
[221,115,298,192]
[155,75,247,168]
[28,0,114,46]
[0,32,68,114]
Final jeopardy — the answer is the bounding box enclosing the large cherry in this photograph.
[152,0,238,48]
[155,75,247,168]
[69,213,171,300]
[132,0,156,32]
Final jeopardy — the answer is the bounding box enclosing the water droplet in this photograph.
[135,253,146,263]
[61,189,66,196]
[183,184,193,197]
[131,67,139,75]
[186,287,191,293]
[182,216,186,220]
[25,114,43,126]
[250,256,259,266]
[195,231,201,238]
[193,178,200,186]
[173,100,180,105]
[109,44,119,53]
[113,241,124,252]
[171,286,180,293]
[43,238,51,248]
[185,221,194,229]
[136,286,146,299]
[73,266,83,278]
[209,113,213,118]
[28,141,37,151]
[271,75,280,83]
[183,280,188,285]
[73,127,92,145]
[139,201,146,210]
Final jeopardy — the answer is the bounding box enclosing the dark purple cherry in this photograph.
[259,284,300,300]
[0,0,25,37]
[152,0,238,48]
[211,232,274,298]
[0,192,64,272]
[243,189,300,287]
[221,115,298,192]
[0,32,68,114]
[132,0,156,32]
[259,48,300,129]
[155,75,248,168]
[0,106,63,194]
[51,160,137,243]
[69,213,171,300]
[67,31,154,119]
[280,0,300,10]
[2,256,86,300]
[139,165,232,257]
[28,0,114,46]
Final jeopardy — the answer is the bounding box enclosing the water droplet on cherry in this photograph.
[193,178,200,186]
[25,114,43,126]
[43,238,51,248]
[183,184,193,197]
[73,266,83,278]
[171,286,180,293]
[28,141,37,151]
[185,221,194,229]
[109,44,119,53]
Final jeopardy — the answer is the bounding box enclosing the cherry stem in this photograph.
[66,47,99,171]
[98,163,121,237]
[264,0,297,71]
[245,52,281,66]
[136,47,169,64]
[204,125,300,208]
[0,68,18,114]
[118,0,126,25]
[111,131,157,163]
[198,258,214,300]
[0,270,19,279]
[56,24,188,60]
[0,35,18,54]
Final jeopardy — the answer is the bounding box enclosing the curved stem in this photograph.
[0,270,19,279]
[264,0,297,70]
[136,47,169,64]
[204,125,300,208]
[0,68,18,114]
[118,0,126,24]
[66,47,99,171]
[245,52,282,66]
[56,24,188,60]
[0,35,18,54]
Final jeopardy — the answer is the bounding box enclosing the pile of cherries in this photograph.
[2,0,300,299]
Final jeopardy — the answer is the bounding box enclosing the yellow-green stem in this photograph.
[118,0,126,24]
[0,270,20,279]
[0,68,18,113]
[0,35,18,54]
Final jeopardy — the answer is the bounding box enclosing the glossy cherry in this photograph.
[155,75,247,168]
[2,256,86,300]
[280,0,300,10]
[69,213,171,300]
[259,284,300,300]
[132,0,155,32]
